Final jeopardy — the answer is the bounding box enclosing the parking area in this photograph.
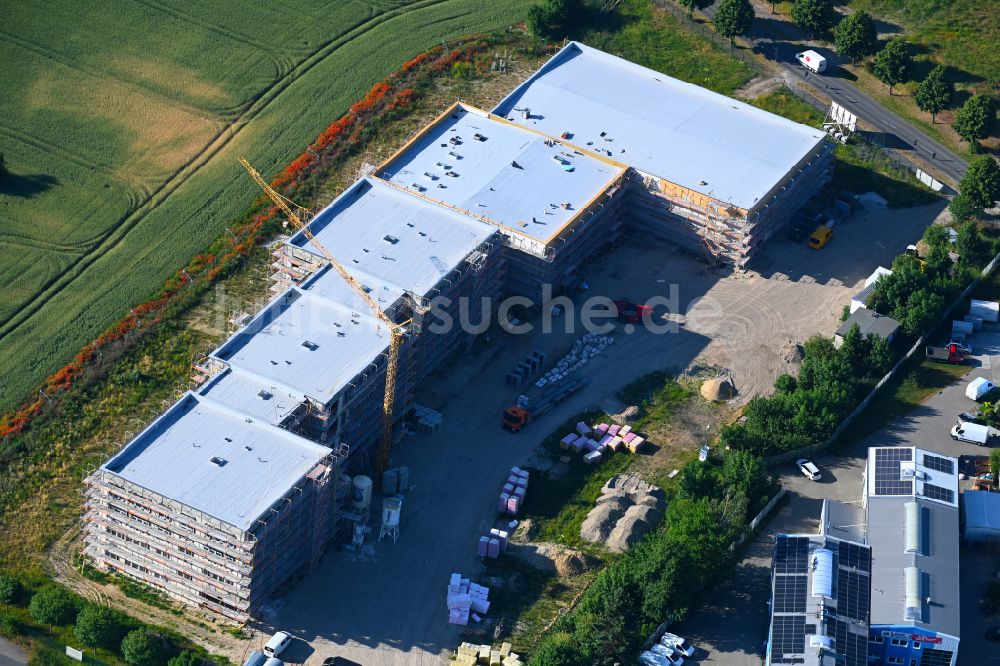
[679,322,1000,665]
[242,202,945,665]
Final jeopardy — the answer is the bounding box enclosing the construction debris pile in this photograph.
[477,527,510,559]
[581,474,665,553]
[529,332,613,390]
[447,573,491,626]
[498,466,529,516]
[559,420,647,465]
[454,641,523,666]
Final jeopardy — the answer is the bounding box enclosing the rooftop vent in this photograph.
[383,235,399,245]
[904,501,922,554]
[301,340,318,351]
[257,389,272,400]
[209,457,227,467]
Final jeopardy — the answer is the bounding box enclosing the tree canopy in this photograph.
[75,605,125,650]
[791,0,835,38]
[872,38,910,94]
[953,95,993,151]
[0,575,19,605]
[915,66,952,122]
[714,0,755,47]
[958,155,1000,210]
[833,11,878,65]
[526,0,582,40]
[167,651,201,666]
[29,586,77,627]
[121,630,159,666]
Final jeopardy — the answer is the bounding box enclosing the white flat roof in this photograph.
[103,393,329,530]
[211,287,390,406]
[289,177,496,306]
[493,42,827,212]
[197,367,304,426]
[378,103,624,244]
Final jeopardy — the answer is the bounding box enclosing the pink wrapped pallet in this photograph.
[488,538,500,559]
[499,493,510,513]
[576,421,592,436]
[608,436,624,452]
[478,536,489,557]
[608,424,621,436]
[507,496,519,515]
[594,423,609,437]
[619,424,632,436]
[559,433,576,449]
[623,432,637,443]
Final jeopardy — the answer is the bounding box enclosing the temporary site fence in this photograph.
[764,248,1000,467]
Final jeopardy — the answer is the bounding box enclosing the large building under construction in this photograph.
[84,42,831,621]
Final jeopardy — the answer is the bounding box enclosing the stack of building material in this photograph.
[576,421,592,437]
[413,403,443,434]
[447,574,490,625]
[454,642,522,666]
[477,529,508,559]
[623,432,645,452]
[498,467,529,515]
[534,333,614,388]
[381,466,411,494]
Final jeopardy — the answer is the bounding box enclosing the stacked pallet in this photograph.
[477,528,509,559]
[447,573,491,625]
[412,403,443,434]
[558,421,646,462]
[498,467,529,516]
[454,641,523,666]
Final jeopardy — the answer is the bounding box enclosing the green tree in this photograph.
[872,38,910,94]
[791,0,835,39]
[991,447,1000,478]
[75,605,124,652]
[722,450,774,513]
[526,0,581,39]
[867,336,893,376]
[838,324,872,376]
[922,223,948,248]
[572,565,642,664]
[678,0,698,16]
[28,586,76,628]
[167,651,201,666]
[527,631,581,666]
[915,66,952,123]
[679,460,719,499]
[121,630,159,666]
[949,193,980,222]
[956,220,992,269]
[714,0,755,47]
[953,95,993,152]
[0,575,19,606]
[834,11,878,65]
[959,155,1000,210]
[774,373,797,393]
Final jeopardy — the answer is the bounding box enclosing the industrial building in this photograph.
[86,41,834,621]
[765,447,960,666]
[493,41,832,267]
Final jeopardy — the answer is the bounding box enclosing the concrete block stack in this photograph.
[498,466,529,516]
[447,573,490,625]
[506,350,547,387]
[477,528,509,559]
[412,403,443,434]
[454,642,523,666]
[534,333,613,388]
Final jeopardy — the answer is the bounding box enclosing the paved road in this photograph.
[0,638,27,666]
[693,0,969,185]
[680,325,1000,665]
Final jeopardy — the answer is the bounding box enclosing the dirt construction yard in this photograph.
[224,201,946,665]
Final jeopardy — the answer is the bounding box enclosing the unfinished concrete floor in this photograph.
[249,201,945,665]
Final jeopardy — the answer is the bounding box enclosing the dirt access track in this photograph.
[53,201,941,664]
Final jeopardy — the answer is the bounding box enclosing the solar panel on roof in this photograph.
[874,447,914,495]
[773,574,807,613]
[923,454,954,475]
[836,570,870,621]
[774,536,809,573]
[837,541,871,573]
[770,615,805,661]
[922,483,954,503]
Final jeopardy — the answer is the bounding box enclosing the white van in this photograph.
[796,50,827,73]
[966,377,995,401]
[951,422,990,445]
[264,632,292,658]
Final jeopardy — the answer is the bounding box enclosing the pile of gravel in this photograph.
[580,474,665,553]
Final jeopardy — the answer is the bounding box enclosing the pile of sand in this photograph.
[700,377,736,401]
[580,474,665,553]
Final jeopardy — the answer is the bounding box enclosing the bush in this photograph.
[28,586,77,627]
[0,575,20,605]
[75,604,125,651]
[121,629,160,666]
[167,651,201,666]
[0,610,19,638]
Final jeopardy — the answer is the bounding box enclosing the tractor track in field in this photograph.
[0,0,451,346]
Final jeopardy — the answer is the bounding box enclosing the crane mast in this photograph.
[239,158,401,476]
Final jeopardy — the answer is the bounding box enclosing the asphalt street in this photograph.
[692,0,969,184]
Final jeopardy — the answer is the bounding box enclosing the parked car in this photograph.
[958,411,987,426]
[947,339,972,355]
[966,377,995,401]
[796,458,822,481]
[660,632,695,657]
[264,632,292,658]
[951,422,990,445]
[808,224,833,249]
[242,652,267,666]
[649,643,684,665]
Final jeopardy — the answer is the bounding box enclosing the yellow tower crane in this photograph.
[239,157,404,476]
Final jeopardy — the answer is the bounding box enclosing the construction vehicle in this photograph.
[239,158,405,476]
[613,299,652,325]
[502,377,590,432]
[925,344,965,364]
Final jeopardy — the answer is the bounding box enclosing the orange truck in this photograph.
[501,377,590,432]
